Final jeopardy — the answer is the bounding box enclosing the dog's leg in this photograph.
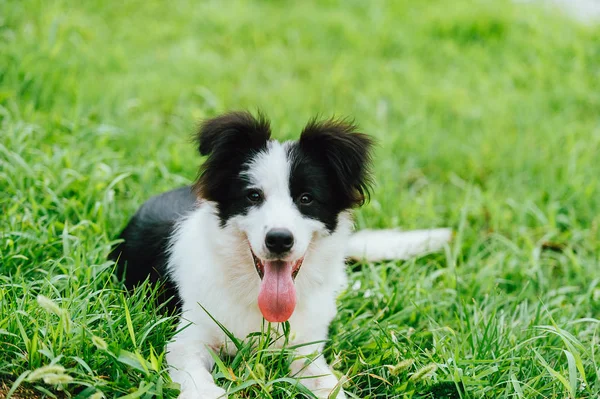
[290,346,346,399]
[345,228,452,262]
[166,329,227,399]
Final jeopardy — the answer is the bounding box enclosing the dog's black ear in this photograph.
[196,111,271,156]
[299,118,374,207]
[193,111,271,200]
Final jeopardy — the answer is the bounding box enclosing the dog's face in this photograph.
[194,112,373,322]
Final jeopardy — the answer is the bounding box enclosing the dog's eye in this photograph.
[246,189,263,203]
[299,193,313,205]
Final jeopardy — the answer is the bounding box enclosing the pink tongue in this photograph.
[257,260,297,322]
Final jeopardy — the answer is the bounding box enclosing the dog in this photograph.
[110,111,451,398]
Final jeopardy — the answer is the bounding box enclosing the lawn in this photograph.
[1,0,600,397]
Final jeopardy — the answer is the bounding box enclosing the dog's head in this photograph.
[193,111,373,322]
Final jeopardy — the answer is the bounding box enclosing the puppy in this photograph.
[110,112,451,398]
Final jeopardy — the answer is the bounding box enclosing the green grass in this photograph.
[1,0,600,397]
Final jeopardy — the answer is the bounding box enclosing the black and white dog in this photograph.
[110,112,451,398]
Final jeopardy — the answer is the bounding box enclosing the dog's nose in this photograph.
[265,228,294,254]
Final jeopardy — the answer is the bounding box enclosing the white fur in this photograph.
[165,142,452,398]
[345,228,453,262]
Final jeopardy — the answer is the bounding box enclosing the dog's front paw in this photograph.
[311,387,346,399]
[178,385,227,399]
[300,377,347,399]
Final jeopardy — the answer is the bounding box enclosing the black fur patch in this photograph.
[287,118,374,231]
[193,111,271,225]
[109,186,198,313]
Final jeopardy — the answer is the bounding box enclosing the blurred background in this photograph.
[2,0,599,231]
[1,0,600,398]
